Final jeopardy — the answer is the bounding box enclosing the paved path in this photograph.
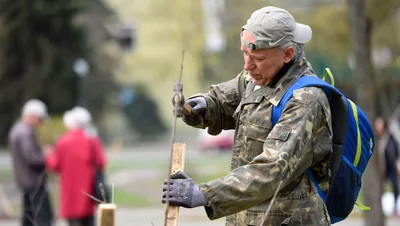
[0,207,398,226]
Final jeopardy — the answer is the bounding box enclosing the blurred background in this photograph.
[0,0,399,225]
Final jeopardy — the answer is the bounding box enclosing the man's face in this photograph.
[241,30,294,86]
[26,115,44,128]
[374,118,385,136]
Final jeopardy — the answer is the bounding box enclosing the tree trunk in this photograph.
[346,0,385,226]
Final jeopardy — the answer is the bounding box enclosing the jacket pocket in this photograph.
[267,125,291,142]
[244,125,271,162]
[262,125,292,156]
[246,124,270,142]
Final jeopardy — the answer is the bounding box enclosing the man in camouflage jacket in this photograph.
[162,6,332,226]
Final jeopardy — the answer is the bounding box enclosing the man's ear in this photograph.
[283,46,295,63]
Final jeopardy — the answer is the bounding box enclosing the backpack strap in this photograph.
[272,76,342,126]
[271,75,344,201]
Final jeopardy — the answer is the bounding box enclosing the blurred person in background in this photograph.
[8,99,54,226]
[71,107,105,154]
[45,108,106,226]
[375,117,399,217]
[73,107,110,201]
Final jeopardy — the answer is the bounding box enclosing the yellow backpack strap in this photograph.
[322,68,335,86]
[355,202,371,211]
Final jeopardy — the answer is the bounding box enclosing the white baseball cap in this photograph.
[22,99,49,121]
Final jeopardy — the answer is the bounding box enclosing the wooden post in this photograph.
[165,143,186,226]
[98,203,117,226]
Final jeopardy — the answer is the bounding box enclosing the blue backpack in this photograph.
[271,69,375,224]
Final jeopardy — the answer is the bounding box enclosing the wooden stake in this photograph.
[165,143,186,226]
[98,203,117,226]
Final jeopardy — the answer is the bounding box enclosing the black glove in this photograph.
[182,96,207,128]
[162,171,207,208]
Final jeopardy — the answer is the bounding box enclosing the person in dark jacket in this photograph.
[8,99,54,226]
[375,117,399,216]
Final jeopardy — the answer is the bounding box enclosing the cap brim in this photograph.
[293,23,312,44]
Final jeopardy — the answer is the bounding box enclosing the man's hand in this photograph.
[43,145,54,156]
[162,171,207,208]
[182,97,207,128]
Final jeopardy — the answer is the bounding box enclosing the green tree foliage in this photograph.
[306,0,400,73]
[201,1,270,86]
[73,3,122,122]
[0,0,117,146]
[291,1,400,112]
[108,0,206,129]
[108,0,400,131]
[307,4,350,57]
[122,83,167,141]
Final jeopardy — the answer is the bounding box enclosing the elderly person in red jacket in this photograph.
[72,107,104,149]
[46,108,106,226]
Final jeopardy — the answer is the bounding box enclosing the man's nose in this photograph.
[244,57,255,71]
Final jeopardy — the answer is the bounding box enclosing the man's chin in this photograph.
[251,78,265,86]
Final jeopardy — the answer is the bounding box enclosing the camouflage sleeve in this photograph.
[196,71,249,135]
[198,87,332,220]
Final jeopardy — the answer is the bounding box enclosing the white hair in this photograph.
[280,41,304,61]
[63,111,79,129]
[71,107,92,126]
[63,107,92,130]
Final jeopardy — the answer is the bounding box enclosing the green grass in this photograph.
[107,161,169,173]
[107,152,231,173]
[113,188,153,208]
[47,185,154,209]
[0,152,231,210]
[185,154,231,183]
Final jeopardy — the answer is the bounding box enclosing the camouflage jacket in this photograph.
[196,56,333,226]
